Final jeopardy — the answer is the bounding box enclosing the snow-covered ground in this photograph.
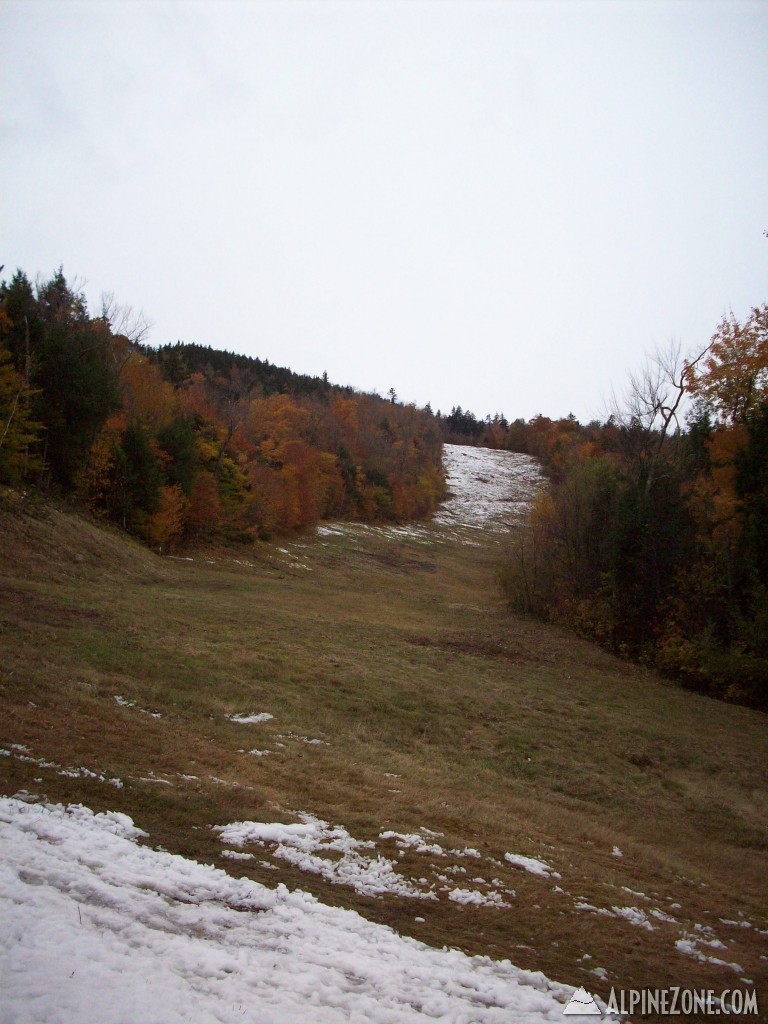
[433,444,542,535]
[0,797,578,1023]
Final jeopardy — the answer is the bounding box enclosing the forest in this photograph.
[0,268,445,547]
[489,308,768,710]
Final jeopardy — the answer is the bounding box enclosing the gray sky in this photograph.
[2,0,767,422]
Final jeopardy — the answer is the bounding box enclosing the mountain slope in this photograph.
[1,447,766,1019]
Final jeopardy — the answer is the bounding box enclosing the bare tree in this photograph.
[607,339,709,496]
[100,292,152,346]
[98,292,154,382]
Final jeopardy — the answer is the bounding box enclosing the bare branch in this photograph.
[100,291,153,346]
[607,339,711,496]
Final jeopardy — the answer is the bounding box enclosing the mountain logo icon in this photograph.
[563,986,602,1015]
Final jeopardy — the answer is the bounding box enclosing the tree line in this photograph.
[495,308,768,710]
[3,266,765,706]
[0,268,445,548]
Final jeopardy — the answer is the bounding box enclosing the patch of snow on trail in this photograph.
[434,444,542,534]
[379,830,446,856]
[225,712,274,724]
[676,933,744,973]
[215,814,435,901]
[0,744,123,789]
[448,887,511,908]
[611,906,654,931]
[505,853,561,879]
[114,695,162,718]
[0,797,576,1023]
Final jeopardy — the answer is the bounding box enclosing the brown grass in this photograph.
[1,490,767,1021]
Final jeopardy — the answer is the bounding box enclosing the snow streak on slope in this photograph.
[0,797,576,1023]
[316,444,542,550]
[434,444,542,534]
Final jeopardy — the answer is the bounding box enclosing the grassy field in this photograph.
[1,485,767,1021]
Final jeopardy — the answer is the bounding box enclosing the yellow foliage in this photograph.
[146,485,187,552]
[78,416,124,511]
[119,353,177,430]
[249,394,308,448]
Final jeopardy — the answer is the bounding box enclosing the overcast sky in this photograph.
[2,0,767,422]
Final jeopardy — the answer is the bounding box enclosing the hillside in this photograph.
[1,445,767,1021]
[0,269,445,548]
[4,271,766,712]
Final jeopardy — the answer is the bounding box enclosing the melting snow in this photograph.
[214,814,437,901]
[379,830,447,856]
[611,906,654,931]
[0,797,576,1023]
[675,934,744,974]
[225,712,274,724]
[447,887,511,908]
[277,732,328,745]
[114,695,162,718]
[649,908,678,925]
[574,902,613,918]
[433,445,542,535]
[0,744,123,789]
[505,853,561,879]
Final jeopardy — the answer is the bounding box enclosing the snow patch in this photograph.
[650,908,678,924]
[114,695,162,718]
[0,745,123,789]
[433,445,542,535]
[447,887,511,908]
[505,853,561,879]
[1,797,579,1022]
[611,906,654,931]
[225,712,273,724]
[277,732,328,746]
[379,830,446,856]
[676,934,744,974]
[316,445,541,546]
[214,814,436,901]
